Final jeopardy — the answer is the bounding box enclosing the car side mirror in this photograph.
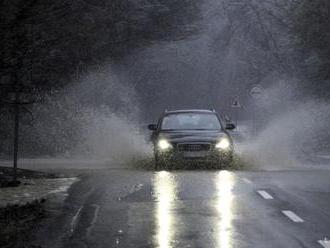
[225,123,235,130]
[148,124,157,131]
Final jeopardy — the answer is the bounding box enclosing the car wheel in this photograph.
[211,160,223,169]
[155,156,160,170]
[155,153,163,170]
[220,152,234,168]
[155,153,171,170]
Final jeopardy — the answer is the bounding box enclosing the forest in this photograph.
[0,0,329,157]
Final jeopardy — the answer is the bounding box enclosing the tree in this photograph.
[292,0,330,98]
[0,0,204,161]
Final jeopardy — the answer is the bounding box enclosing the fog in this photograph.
[38,57,329,169]
[1,0,329,169]
[26,67,152,164]
[239,82,330,169]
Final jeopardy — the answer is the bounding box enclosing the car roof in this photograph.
[164,109,216,114]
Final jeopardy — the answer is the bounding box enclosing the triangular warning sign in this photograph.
[232,98,241,108]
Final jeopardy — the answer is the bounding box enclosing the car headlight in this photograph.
[215,138,230,150]
[157,139,172,150]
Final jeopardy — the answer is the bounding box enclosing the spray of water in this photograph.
[77,108,151,163]
[237,81,330,170]
[70,67,152,164]
[23,66,152,166]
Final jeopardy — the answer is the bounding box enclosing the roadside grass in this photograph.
[0,166,69,248]
[0,199,46,248]
[0,166,59,182]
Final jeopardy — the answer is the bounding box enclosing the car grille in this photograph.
[177,143,211,152]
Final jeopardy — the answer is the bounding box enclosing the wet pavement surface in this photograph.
[28,165,330,248]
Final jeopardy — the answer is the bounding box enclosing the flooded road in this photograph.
[28,164,330,248]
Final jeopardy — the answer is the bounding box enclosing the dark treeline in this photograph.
[0,0,202,95]
[0,0,203,156]
[0,0,329,157]
[294,0,330,97]
[121,0,330,119]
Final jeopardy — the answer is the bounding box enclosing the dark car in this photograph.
[148,109,235,169]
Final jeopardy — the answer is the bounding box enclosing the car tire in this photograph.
[154,153,162,170]
[155,156,160,170]
[220,152,234,168]
[155,158,167,170]
[211,160,223,169]
[155,153,170,170]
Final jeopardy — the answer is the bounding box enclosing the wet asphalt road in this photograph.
[33,165,330,248]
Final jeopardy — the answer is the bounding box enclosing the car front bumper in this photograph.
[155,148,233,163]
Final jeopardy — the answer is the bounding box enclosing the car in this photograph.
[148,109,235,169]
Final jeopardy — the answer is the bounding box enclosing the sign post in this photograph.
[231,95,242,129]
[249,84,263,137]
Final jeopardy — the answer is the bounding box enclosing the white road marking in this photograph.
[70,206,83,234]
[121,183,144,198]
[257,190,273,199]
[316,154,330,160]
[86,204,100,237]
[281,210,304,223]
[318,239,330,248]
[242,178,252,184]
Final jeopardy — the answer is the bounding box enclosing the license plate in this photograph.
[183,151,207,158]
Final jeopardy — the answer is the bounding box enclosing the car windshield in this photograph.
[161,113,221,130]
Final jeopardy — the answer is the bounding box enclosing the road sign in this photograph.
[231,96,241,108]
[250,85,263,100]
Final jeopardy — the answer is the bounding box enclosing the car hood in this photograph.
[158,130,229,143]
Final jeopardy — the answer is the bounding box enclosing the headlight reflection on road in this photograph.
[153,171,178,248]
[215,170,235,248]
